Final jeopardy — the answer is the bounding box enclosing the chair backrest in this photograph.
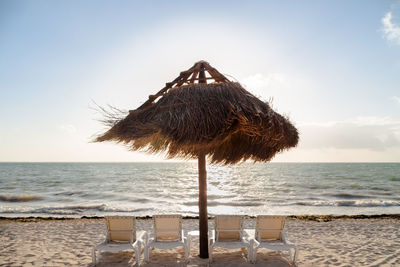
[153,214,182,242]
[106,216,136,243]
[255,215,285,241]
[214,215,244,242]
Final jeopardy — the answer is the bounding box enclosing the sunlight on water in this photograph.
[0,162,399,217]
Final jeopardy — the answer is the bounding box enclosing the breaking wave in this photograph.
[0,204,150,216]
[0,194,43,202]
[293,200,400,207]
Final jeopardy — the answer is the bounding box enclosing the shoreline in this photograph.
[1,213,400,222]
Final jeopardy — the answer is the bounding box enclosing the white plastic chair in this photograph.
[144,214,189,263]
[92,216,148,266]
[209,215,253,262]
[253,215,298,263]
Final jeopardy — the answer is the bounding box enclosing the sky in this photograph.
[0,0,399,162]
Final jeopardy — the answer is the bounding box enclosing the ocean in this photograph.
[0,162,399,217]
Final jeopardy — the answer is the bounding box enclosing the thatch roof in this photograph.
[95,61,298,164]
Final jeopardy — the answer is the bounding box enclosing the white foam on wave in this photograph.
[293,200,400,207]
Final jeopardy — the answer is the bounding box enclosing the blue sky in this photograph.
[1,0,399,162]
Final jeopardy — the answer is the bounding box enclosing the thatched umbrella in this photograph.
[95,61,298,258]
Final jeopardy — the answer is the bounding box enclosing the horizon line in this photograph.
[0,161,399,164]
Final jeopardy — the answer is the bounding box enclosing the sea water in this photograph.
[0,162,399,217]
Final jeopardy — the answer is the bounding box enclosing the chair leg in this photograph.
[184,239,190,263]
[144,245,150,263]
[253,247,258,263]
[248,253,252,263]
[293,247,298,263]
[208,244,213,262]
[185,246,189,263]
[289,249,293,263]
[133,247,140,266]
[248,240,254,263]
[92,248,96,266]
[138,242,142,265]
[188,238,191,258]
[98,250,102,263]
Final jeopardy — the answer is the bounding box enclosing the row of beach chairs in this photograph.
[92,215,298,265]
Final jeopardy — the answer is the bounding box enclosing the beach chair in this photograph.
[253,215,298,263]
[92,216,148,266]
[144,214,189,263]
[209,215,253,262]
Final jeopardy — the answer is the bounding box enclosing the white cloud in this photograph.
[299,117,400,151]
[240,73,289,101]
[392,96,400,104]
[239,72,316,122]
[241,73,287,89]
[382,12,400,44]
[59,124,77,134]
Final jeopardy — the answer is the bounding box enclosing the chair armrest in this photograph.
[181,230,185,240]
[253,239,260,247]
[208,231,214,244]
[281,232,288,243]
[132,239,141,249]
[136,231,148,247]
[283,238,296,247]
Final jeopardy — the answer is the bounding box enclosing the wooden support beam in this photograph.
[136,61,230,111]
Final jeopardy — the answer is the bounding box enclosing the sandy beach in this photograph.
[1,216,399,266]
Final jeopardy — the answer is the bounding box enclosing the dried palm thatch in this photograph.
[95,61,298,164]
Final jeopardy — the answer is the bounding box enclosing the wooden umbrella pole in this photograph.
[198,148,209,258]
[198,64,209,258]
